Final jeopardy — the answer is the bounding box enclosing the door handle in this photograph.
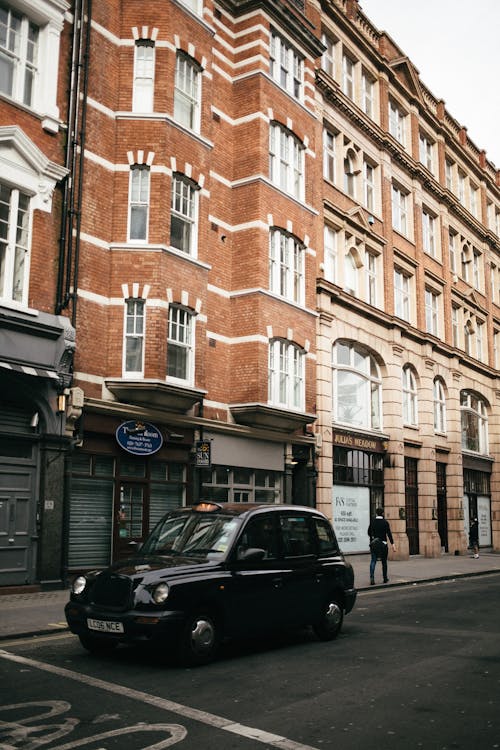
[272,576,283,588]
[8,538,15,544]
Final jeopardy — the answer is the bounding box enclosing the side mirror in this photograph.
[237,547,266,562]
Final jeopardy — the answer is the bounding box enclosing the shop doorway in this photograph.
[436,462,448,552]
[405,457,419,555]
[115,481,148,560]
[0,438,38,585]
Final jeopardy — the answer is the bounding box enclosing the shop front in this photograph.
[462,459,492,550]
[331,431,385,553]
[67,413,194,574]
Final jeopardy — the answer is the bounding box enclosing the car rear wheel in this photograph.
[313,599,344,641]
[78,633,118,653]
[178,612,219,666]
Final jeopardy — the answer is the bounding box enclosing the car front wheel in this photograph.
[313,599,344,641]
[178,612,219,666]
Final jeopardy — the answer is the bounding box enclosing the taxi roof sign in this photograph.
[193,502,223,513]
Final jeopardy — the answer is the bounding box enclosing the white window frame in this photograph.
[332,340,382,430]
[425,288,439,336]
[461,391,488,455]
[344,250,358,295]
[170,174,198,256]
[472,249,482,290]
[476,319,484,362]
[0,126,65,307]
[167,305,194,385]
[433,378,447,434]
[268,339,305,411]
[419,132,435,173]
[451,306,460,349]
[123,298,145,376]
[323,127,336,182]
[133,39,155,112]
[422,210,436,257]
[365,250,377,307]
[269,229,304,305]
[445,159,454,191]
[0,1,64,132]
[457,170,466,205]
[363,160,375,212]
[0,182,31,305]
[321,31,336,78]
[343,149,356,198]
[389,99,406,146]
[402,365,418,426]
[128,165,150,242]
[361,71,374,118]
[269,30,303,99]
[464,319,474,356]
[174,50,201,132]
[394,268,411,322]
[178,0,202,15]
[494,330,500,369]
[449,230,457,274]
[342,53,355,99]
[269,122,304,200]
[323,225,337,283]
[470,184,479,218]
[392,184,408,235]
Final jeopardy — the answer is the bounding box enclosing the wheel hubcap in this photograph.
[191,618,215,653]
[325,602,342,627]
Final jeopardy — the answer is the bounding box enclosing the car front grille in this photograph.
[90,573,134,611]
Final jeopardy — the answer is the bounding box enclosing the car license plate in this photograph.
[87,618,124,633]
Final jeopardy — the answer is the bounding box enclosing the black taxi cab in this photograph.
[65,502,357,665]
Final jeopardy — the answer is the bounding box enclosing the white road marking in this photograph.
[0,649,319,750]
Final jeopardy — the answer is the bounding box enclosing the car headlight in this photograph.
[152,582,169,604]
[72,575,87,595]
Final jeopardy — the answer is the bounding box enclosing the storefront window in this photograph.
[201,465,281,503]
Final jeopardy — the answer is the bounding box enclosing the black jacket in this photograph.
[368,516,394,544]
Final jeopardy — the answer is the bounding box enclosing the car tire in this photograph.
[178,612,219,666]
[313,598,344,641]
[78,633,118,653]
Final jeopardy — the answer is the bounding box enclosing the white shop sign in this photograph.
[332,485,370,554]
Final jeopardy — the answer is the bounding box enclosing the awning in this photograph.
[0,361,60,380]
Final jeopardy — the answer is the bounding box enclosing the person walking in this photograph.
[469,517,479,558]
[368,507,396,585]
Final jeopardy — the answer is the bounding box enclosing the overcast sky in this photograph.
[360,0,500,168]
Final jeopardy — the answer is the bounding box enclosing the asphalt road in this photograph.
[1,573,499,750]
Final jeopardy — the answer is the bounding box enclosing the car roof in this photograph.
[173,502,326,519]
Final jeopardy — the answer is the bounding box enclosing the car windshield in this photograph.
[141,512,240,558]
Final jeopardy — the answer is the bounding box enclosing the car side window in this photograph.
[236,515,279,560]
[314,517,340,556]
[280,514,315,557]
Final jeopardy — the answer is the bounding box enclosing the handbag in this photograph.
[369,537,384,558]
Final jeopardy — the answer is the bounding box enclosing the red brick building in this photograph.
[1,0,499,586]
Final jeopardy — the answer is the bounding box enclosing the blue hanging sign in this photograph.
[116,420,163,456]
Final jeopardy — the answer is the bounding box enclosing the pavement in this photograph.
[1,551,500,642]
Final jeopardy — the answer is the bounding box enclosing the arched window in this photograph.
[433,378,446,434]
[332,341,381,429]
[268,339,305,410]
[461,391,488,454]
[402,365,418,426]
